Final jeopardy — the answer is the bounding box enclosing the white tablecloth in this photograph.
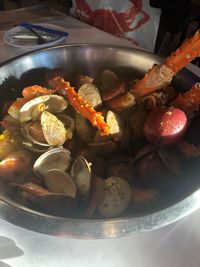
[0,12,200,267]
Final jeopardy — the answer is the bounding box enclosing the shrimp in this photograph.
[48,76,110,135]
[8,85,56,120]
[0,130,22,160]
[22,85,56,99]
[0,150,33,183]
[130,30,200,100]
[13,182,50,196]
[8,97,30,120]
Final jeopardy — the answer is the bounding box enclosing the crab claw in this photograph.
[130,30,200,100]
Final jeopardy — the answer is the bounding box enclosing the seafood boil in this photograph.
[0,31,200,219]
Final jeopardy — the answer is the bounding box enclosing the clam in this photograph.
[57,113,75,131]
[12,182,76,216]
[106,110,125,143]
[101,81,127,101]
[78,149,106,177]
[132,144,156,163]
[78,148,98,163]
[75,74,94,89]
[21,139,52,153]
[44,169,76,198]
[41,111,67,146]
[98,176,132,218]
[78,83,102,109]
[56,113,75,140]
[75,113,96,142]
[18,94,68,123]
[158,148,182,176]
[88,110,125,151]
[21,121,49,147]
[93,131,112,143]
[101,69,118,90]
[71,156,92,197]
[33,148,71,177]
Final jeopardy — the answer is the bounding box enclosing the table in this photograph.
[0,7,200,267]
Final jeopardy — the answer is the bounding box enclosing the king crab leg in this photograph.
[130,30,200,100]
[170,83,200,118]
[49,76,110,136]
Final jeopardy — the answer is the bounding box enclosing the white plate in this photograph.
[3,23,68,50]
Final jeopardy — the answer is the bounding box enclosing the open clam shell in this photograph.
[132,144,156,163]
[93,131,112,143]
[101,69,118,90]
[78,149,106,178]
[22,139,52,153]
[18,94,68,123]
[158,148,182,176]
[44,169,77,198]
[56,113,75,131]
[71,156,92,197]
[41,111,67,146]
[78,83,102,109]
[101,81,127,101]
[75,113,96,143]
[77,148,98,163]
[56,113,75,140]
[21,121,49,147]
[75,74,94,89]
[33,148,71,177]
[106,110,125,143]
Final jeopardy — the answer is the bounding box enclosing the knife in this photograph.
[12,33,59,42]
[19,22,69,37]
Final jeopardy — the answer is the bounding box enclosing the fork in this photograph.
[23,26,47,45]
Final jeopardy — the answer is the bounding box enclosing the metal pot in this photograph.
[0,44,200,239]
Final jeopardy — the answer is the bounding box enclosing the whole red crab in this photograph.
[74,0,150,45]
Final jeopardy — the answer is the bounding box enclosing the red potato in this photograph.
[143,107,187,147]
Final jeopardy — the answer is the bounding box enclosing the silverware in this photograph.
[19,22,69,37]
[12,32,59,42]
[22,26,47,45]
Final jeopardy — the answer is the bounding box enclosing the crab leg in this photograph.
[130,30,200,100]
[49,76,110,136]
[170,82,200,117]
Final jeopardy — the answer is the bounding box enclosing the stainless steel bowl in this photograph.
[0,44,200,239]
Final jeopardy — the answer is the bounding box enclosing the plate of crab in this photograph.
[0,31,200,238]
